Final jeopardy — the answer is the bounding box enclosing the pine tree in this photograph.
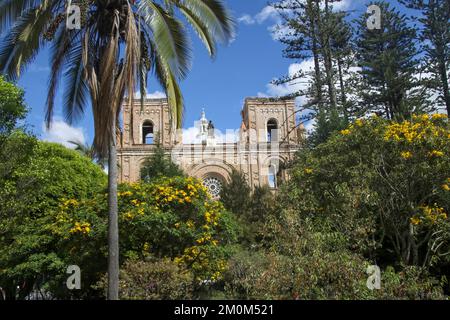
[399,0,450,115]
[219,168,251,217]
[272,0,324,106]
[355,1,422,119]
[272,0,351,143]
[329,12,354,123]
[140,141,185,182]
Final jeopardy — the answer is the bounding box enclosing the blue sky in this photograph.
[15,0,398,146]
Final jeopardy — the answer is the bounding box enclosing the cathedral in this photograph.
[117,97,303,197]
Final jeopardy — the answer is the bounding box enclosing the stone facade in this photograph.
[117,97,303,194]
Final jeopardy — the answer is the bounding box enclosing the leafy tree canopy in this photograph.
[0,76,27,137]
[0,136,107,300]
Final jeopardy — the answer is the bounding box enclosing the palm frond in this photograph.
[0,0,55,30]
[0,0,53,80]
[138,0,191,79]
[46,26,78,127]
[178,0,235,44]
[154,49,184,129]
[63,37,89,125]
[176,3,217,57]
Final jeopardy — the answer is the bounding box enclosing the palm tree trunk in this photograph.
[107,112,119,300]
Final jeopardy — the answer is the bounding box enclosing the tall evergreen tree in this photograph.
[355,1,422,119]
[399,0,450,115]
[329,12,354,123]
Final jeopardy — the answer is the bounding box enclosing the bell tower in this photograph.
[241,98,298,145]
[120,98,175,148]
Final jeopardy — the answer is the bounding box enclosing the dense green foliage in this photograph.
[0,136,107,299]
[0,76,27,137]
[355,1,425,118]
[219,169,251,217]
[286,115,449,267]
[214,114,449,299]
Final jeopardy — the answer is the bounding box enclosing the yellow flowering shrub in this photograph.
[411,205,448,226]
[290,114,449,268]
[55,176,238,283]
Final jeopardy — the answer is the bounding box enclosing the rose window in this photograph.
[202,177,222,198]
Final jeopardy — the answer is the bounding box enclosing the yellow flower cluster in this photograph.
[154,181,203,205]
[118,191,133,197]
[174,245,225,281]
[400,151,412,159]
[69,222,91,235]
[186,220,195,229]
[340,129,351,135]
[384,114,448,143]
[428,150,444,158]
[62,199,78,208]
[175,246,202,265]
[210,260,227,281]
[196,233,212,244]
[304,168,313,174]
[442,179,450,191]
[411,205,448,226]
[431,113,447,120]
[143,242,150,252]
[204,210,220,226]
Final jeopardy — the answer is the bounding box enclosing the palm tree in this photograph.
[69,139,106,168]
[0,0,234,299]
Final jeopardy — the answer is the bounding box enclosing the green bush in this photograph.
[96,259,194,300]
[0,137,107,299]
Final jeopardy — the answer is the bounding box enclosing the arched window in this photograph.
[268,164,277,189]
[142,120,154,144]
[267,119,278,142]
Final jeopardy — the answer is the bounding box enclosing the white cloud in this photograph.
[182,126,201,144]
[331,0,352,11]
[266,59,315,105]
[255,6,279,24]
[238,14,255,25]
[239,6,280,25]
[146,91,166,99]
[42,119,86,148]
